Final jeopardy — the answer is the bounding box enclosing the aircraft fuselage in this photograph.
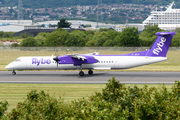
[6,56,167,70]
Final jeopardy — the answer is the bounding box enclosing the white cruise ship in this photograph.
[143,1,180,30]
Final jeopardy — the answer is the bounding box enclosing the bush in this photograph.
[20,37,39,47]
[171,29,180,47]
[0,31,14,38]
[65,30,86,47]
[11,43,19,47]
[6,90,66,120]
[0,101,8,119]
[45,28,69,46]
[19,32,33,38]
[3,32,14,38]
[139,24,164,47]
[3,78,180,119]
[34,32,48,46]
[117,27,140,47]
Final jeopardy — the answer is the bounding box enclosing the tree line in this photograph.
[0,78,180,119]
[18,24,180,47]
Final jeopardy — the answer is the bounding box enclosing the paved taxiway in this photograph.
[0,71,179,84]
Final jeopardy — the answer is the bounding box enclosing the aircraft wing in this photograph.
[58,54,99,65]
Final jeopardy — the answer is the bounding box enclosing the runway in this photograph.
[0,71,179,84]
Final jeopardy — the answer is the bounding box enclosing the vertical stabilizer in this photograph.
[146,32,175,57]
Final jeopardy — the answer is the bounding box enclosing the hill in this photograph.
[1,0,180,8]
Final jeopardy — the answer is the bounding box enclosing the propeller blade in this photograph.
[53,57,58,62]
[56,56,58,68]
[53,56,59,69]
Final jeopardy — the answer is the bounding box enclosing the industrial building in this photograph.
[0,20,32,32]
[0,19,145,34]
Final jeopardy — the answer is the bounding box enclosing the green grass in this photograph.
[1,49,180,71]
[0,84,105,112]
[0,84,173,112]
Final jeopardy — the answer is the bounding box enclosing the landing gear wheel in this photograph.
[79,71,84,76]
[12,71,16,75]
[88,70,93,75]
[12,70,16,75]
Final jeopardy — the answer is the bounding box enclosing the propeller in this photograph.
[53,53,59,69]
[53,48,61,69]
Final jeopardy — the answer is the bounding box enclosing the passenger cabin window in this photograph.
[14,59,21,62]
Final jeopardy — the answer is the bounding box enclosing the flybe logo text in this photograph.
[153,37,166,55]
[32,58,51,66]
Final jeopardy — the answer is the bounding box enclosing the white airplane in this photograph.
[5,32,175,76]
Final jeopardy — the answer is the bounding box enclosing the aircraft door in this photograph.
[26,59,31,69]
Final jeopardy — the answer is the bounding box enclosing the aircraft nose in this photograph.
[5,63,13,69]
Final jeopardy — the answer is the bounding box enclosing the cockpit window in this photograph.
[14,59,21,62]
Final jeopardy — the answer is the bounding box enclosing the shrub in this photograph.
[34,32,48,46]
[0,31,14,38]
[20,37,39,47]
[45,28,69,46]
[3,32,14,38]
[11,43,19,47]
[6,90,66,120]
[0,101,8,119]
[3,78,180,119]
[69,78,180,119]
[65,31,86,47]
[118,27,140,47]
[19,32,33,38]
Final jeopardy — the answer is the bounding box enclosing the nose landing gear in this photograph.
[12,70,16,75]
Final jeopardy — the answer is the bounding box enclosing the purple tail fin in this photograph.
[146,32,175,57]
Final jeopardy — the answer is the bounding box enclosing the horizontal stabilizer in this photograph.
[158,32,176,36]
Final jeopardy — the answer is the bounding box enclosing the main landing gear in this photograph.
[88,69,93,75]
[78,65,94,76]
[79,71,84,76]
[12,70,16,75]
[78,69,93,76]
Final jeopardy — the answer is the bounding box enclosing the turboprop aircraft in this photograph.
[5,32,175,76]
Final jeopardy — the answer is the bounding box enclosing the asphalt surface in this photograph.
[0,71,179,84]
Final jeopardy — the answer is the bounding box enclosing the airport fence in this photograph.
[0,47,180,52]
[0,47,149,52]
